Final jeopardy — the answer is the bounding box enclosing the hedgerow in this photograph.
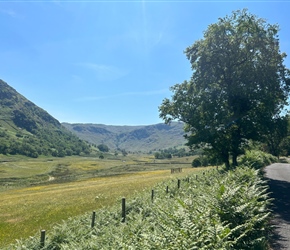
[7,167,271,250]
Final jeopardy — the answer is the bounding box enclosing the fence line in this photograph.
[39,170,208,247]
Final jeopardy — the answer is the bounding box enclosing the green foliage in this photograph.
[270,116,290,157]
[191,154,221,167]
[121,149,128,156]
[159,9,290,169]
[0,79,91,158]
[97,144,109,152]
[154,147,193,159]
[191,157,201,167]
[239,150,278,169]
[8,165,272,249]
[154,151,172,159]
[261,116,289,157]
[279,136,290,156]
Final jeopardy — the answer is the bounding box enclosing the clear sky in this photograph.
[0,1,289,125]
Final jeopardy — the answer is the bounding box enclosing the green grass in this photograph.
[0,154,196,189]
[4,166,271,249]
[0,154,201,248]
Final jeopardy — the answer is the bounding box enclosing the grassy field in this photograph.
[0,154,203,247]
[4,166,271,249]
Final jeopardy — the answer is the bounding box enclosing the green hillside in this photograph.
[0,79,90,157]
[62,122,187,153]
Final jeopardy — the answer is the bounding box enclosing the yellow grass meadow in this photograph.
[0,155,203,248]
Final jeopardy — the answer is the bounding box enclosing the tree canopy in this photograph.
[159,9,290,169]
[97,144,110,152]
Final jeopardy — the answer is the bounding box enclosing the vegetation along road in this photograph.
[265,163,290,249]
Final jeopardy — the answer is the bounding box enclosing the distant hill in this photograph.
[0,79,90,157]
[62,122,187,153]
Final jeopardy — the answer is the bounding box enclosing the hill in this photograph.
[62,122,186,153]
[0,79,90,157]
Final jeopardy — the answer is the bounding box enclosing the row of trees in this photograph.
[159,9,290,169]
[154,151,172,159]
[153,147,194,159]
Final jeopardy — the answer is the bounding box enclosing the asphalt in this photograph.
[264,163,290,250]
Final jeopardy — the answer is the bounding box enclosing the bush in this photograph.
[192,157,201,167]
[192,156,211,167]
[97,144,109,152]
[239,150,278,169]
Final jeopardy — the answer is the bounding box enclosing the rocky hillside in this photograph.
[62,122,186,153]
[0,79,90,157]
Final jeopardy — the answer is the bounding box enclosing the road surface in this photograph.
[264,163,290,249]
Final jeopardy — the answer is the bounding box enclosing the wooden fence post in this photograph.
[166,186,169,193]
[40,230,45,248]
[91,211,96,228]
[122,198,126,223]
[178,179,181,189]
[151,189,154,202]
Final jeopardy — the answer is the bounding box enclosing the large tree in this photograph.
[159,9,290,169]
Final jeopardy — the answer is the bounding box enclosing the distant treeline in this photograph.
[153,147,194,159]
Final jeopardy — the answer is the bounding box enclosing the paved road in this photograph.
[264,163,290,250]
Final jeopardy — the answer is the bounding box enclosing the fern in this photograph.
[6,166,272,250]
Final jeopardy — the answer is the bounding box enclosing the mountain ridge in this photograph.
[62,122,186,153]
[0,78,187,156]
[0,79,90,157]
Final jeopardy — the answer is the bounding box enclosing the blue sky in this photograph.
[0,1,290,125]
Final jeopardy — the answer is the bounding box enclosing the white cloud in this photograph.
[77,63,129,82]
[75,88,169,102]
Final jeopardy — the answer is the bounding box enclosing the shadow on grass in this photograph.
[267,178,290,249]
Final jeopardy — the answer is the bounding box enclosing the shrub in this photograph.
[191,157,201,167]
[97,144,109,152]
[239,150,277,169]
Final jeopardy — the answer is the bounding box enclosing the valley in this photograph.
[0,154,199,247]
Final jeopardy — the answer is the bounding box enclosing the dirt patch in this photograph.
[6,217,23,223]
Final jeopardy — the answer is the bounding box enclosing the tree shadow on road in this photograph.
[268,178,290,222]
[267,178,290,249]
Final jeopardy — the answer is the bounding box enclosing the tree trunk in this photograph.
[224,159,230,170]
[232,154,238,167]
[221,150,230,170]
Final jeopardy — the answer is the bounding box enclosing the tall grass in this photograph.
[0,168,200,248]
[6,167,272,250]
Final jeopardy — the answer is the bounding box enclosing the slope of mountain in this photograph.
[62,122,186,152]
[0,79,90,157]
